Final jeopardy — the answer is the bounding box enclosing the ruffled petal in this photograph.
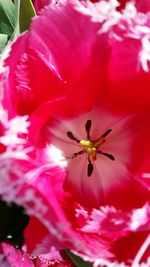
[0,243,34,267]
[3,0,109,115]
[107,3,150,112]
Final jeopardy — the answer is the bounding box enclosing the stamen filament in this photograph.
[101,129,112,138]
[88,159,94,177]
[98,150,115,161]
[71,150,85,159]
[85,120,92,139]
[67,131,80,143]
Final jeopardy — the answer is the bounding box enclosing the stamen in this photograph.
[67,131,80,143]
[85,120,92,139]
[71,150,85,159]
[67,123,114,178]
[98,150,115,161]
[88,160,94,177]
[101,129,112,138]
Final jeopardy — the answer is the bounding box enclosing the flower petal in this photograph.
[4,0,109,115]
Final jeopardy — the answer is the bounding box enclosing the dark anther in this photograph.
[87,160,94,177]
[98,150,115,161]
[72,150,85,159]
[101,129,112,138]
[67,131,80,143]
[85,120,92,139]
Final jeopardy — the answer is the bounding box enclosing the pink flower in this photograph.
[1,0,150,266]
[0,242,75,266]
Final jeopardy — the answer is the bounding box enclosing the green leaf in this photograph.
[12,0,35,39]
[0,33,8,52]
[19,0,35,32]
[0,0,15,36]
[12,0,21,38]
[66,250,92,267]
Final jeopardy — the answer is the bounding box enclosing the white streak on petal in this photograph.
[46,144,67,168]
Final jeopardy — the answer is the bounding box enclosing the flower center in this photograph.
[67,120,115,177]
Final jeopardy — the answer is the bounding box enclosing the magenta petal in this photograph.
[136,0,150,12]
[1,243,34,267]
[23,167,113,260]
[4,0,109,115]
[107,5,150,112]
[32,0,51,12]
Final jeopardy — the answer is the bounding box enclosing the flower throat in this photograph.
[67,120,115,177]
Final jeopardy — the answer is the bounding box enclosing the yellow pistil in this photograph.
[80,137,105,161]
